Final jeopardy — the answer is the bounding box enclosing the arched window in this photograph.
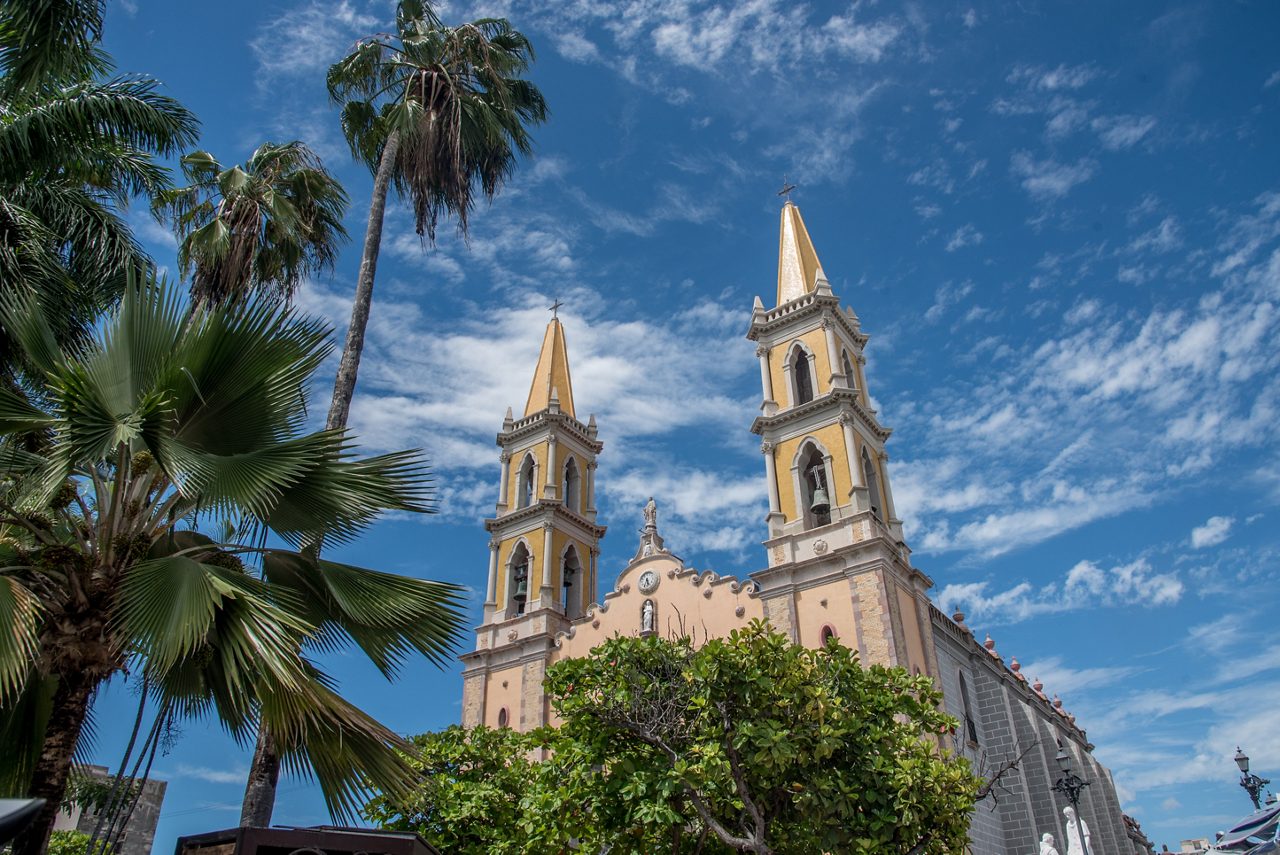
[563,457,580,513]
[820,625,836,645]
[842,349,856,390]
[958,673,979,745]
[517,454,536,508]
[790,345,815,405]
[508,542,531,615]
[561,545,582,619]
[497,707,509,728]
[862,448,883,518]
[798,442,831,529]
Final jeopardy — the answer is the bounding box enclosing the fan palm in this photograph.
[0,0,198,376]
[0,275,465,855]
[323,0,547,432]
[153,142,349,308]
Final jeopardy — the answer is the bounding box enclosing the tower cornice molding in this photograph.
[746,292,867,347]
[750,389,891,440]
[497,409,603,453]
[484,499,607,539]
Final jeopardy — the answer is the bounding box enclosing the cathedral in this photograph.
[459,203,1154,855]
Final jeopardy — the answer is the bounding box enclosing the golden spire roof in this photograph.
[524,317,576,418]
[776,201,827,306]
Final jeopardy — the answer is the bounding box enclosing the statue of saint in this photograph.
[1039,832,1060,855]
[643,496,657,528]
[1062,806,1092,855]
[641,598,655,633]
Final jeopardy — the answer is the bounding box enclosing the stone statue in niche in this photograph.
[1039,832,1059,855]
[1062,806,1092,855]
[641,598,655,633]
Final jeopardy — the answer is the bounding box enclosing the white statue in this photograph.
[641,599,655,632]
[1062,806,1092,855]
[643,496,657,528]
[1039,832,1059,855]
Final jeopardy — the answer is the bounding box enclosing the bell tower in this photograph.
[460,314,605,730]
[747,202,937,677]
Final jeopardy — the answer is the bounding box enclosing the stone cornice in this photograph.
[484,500,607,538]
[928,603,1094,749]
[750,389,891,440]
[745,292,868,347]
[498,409,603,452]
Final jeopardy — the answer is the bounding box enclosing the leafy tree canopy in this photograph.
[368,623,980,854]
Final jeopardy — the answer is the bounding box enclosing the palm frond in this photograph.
[0,574,42,705]
[0,0,110,95]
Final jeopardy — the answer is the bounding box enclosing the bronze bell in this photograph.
[810,486,830,515]
[513,577,528,602]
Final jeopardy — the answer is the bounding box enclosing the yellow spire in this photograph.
[776,201,827,306]
[524,318,576,418]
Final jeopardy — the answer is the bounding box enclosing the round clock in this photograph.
[638,569,659,594]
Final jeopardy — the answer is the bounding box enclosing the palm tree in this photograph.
[0,275,465,855]
[153,142,349,308]
[0,0,198,376]
[323,0,548,432]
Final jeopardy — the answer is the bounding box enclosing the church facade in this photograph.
[459,203,1152,855]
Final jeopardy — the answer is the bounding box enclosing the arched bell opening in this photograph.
[517,453,537,509]
[508,541,532,615]
[561,544,583,619]
[861,447,883,519]
[563,456,580,513]
[797,442,833,529]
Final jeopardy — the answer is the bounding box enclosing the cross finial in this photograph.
[777,175,797,201]
[548,297,564,319]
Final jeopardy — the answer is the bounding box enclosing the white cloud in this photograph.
[1190,515,1234,549]
[945,224,984,252]
[1010,151,1098,200]
[250,1,380,81]
[937,557,1184,624]
[923,280,973,323]
[1265,70,1280,89]
[173,764,249,785]
[554,31,600,63]
[962,8,977,29]
[1092,114,1158,150]
[1008,63,1100,91]
[1128,216,1182,253]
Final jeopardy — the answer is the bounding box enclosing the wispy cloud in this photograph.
[1190,516,1234,549]
[944,223,984,252]
[1092,114,1158,150]
[1009,151,1098,199]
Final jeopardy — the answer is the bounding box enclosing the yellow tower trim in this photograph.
[776,201,827,306]
[524,318,577,418]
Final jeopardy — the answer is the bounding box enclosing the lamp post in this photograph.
[1234,747,1271,811]
[1053,745,1091,816]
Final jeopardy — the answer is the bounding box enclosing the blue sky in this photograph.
[87,0,1280,849]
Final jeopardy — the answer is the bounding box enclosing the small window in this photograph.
[793,348,814,405]
[497,707,509,728]
[820,625,836,645]
[563,457,580,512]
[517,454,536,508]
[958,673,978,745]
[862,448,883,518]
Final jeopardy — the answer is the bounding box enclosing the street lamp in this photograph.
[1052,746,1091,815]
[1234,747,1272,811]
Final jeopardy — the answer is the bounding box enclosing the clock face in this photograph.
[638,570,659,594]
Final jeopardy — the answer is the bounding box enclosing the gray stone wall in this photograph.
[67,770,166,855]
[932,609,1134,855]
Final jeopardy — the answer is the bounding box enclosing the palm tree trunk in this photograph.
[239,726,280,827]
[238,131,403,829]
[325,129,401,433]
[13,671,96,855]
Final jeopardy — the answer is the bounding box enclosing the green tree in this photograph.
[323,0,548,432]
[47,830,93,855]
[153,142,349,308]
[0,276,465,855]
[371,625,981,854]
[0,0,198,375]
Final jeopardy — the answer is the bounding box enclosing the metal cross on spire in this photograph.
[777,175,797,201]
[548,297,564,319]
